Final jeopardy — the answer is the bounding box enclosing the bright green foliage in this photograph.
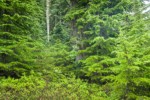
[64,0,143,82]
[103,11,150,99]
[64,0,150,99]
[0,74,46,99]
[0,0,44,77]
[0,74,107,100]
[0,0,149,99]
[106,34,150,100]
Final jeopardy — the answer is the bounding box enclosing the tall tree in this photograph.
[46,0,50,42]
[0,0,45,77]
[102,1,150,99]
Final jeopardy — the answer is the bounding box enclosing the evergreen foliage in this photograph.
[0,0,149,99]
[0,0,44,77]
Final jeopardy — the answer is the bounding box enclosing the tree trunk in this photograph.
[46,0,50,42]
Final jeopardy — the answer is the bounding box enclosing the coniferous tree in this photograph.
[102,2,150,99]
[64,0,144,82]
[0,0,45,77]
[0,0,149,99]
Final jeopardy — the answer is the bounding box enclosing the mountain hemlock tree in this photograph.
[103,3,150,99]
[0,0,44,77]
[64,0,139,80]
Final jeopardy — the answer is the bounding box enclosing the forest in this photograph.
[0,0,150,99]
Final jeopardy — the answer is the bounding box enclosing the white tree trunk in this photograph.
[46,0,50,42]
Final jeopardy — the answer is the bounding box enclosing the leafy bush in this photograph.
[0,74,107,100]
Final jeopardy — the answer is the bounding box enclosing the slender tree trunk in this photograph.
[46,0,50,42]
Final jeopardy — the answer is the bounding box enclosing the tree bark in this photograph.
[46,0,50,42]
